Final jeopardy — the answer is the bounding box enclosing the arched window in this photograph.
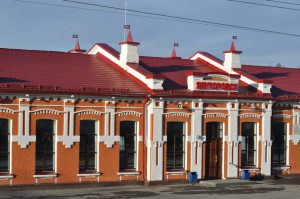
[35,119,55,172]
[79,120,97,172]
[241,122,257,166]
[167,122,185,170]
[0,119,9,172]
[272,122,287,166]
[119,121,137,170]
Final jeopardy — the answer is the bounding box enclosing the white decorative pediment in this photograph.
[115,111,142,117]
[30,109,64,115]
[272,114,293,119]
[239,113,261,118]
[203,113,228,118]
[164,112,191,118]
[75,110,105,116]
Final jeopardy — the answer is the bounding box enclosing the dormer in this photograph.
[187,72,240,92]
[146,74,165,90]
[257,79,273,94]
[119,31,140,66]
[223,41,242,74]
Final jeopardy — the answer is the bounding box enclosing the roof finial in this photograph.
[74,38,81,50]
[230,41,236,52]
[126,30,133,42]
[169,43,181,58]
[119,30,140,46]
[171,47,177,58]
[69,34,86,54]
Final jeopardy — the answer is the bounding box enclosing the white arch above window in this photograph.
[75,110,105,116]
[0,108,19,114]
[115,111,142,117]
[30,109,64,115]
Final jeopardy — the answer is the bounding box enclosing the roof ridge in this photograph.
[243,64,300,70]
[0,48,90,56]
[140,55,189,60]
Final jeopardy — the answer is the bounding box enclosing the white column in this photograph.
[146,99,164,181]
[261,102,272,176]
[227,101,239,178]
[190,101,203,178]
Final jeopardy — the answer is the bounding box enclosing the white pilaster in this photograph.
[99,101,119,148]
[147,99,164,181]
[12,99,35,148]
[261,102,272,176]
[227,101,239,178]
[57,100,79,148]
[190,101,203,178]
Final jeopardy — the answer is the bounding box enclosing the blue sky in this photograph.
[1,0,300,67]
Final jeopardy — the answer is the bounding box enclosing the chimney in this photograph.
[119,31,140,65]
[69,38,86,54]
[223,41,242,74]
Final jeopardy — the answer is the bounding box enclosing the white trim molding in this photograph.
[115,111,142,117]
[272,114,293,119]
[75,110,105,116]
[239,113,262,118]
[30,109,64,115]
[164,112,192,118]
[203,113,228,118]
[0,108,19,114]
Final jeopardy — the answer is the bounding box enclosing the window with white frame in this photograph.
[35,119,55,172]
[119,121,137,170]
[241,122,257,167]
[167,122,185,170]
[0,119,9,173]
[79,120,97,171]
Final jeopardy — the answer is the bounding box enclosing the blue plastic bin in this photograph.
[189,172,198,183]
[242,170,250,180]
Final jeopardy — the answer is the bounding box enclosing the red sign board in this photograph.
[196,81,238,92]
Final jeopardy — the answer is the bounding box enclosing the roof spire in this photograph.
[69,35,86,54]
[230,41,236,51]
[74,39,81,50]
[119,30,140,45]
[126,30,133,42]
[171,47,177,58]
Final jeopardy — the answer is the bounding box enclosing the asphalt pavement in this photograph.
[1,176,300,199]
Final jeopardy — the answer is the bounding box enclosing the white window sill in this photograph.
[0,174,14,180]
[166,170,187,175]
[77,173,101,177]
[239,168,260,172]
[33,173,57,178]
[272,166,291,171]
[117,171,140,176]
[117,171,140,181]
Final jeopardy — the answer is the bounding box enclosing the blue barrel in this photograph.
[189,172,198,183]
[242,170,250,180]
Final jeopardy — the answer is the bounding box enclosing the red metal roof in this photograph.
[242,65,300,97]
[0,48,149,95]
[139,55,254,95]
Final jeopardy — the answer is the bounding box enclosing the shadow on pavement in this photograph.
[162,184,285,195]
